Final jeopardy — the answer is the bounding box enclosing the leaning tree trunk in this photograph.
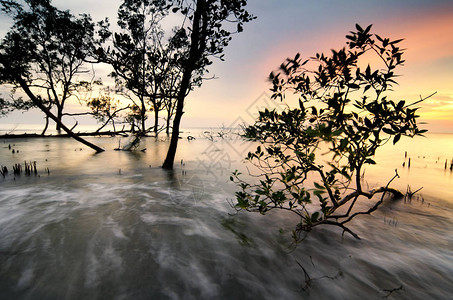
[162,89,186,169]
[18,78,104,152]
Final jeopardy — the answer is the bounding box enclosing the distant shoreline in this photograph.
[0,131,130,139]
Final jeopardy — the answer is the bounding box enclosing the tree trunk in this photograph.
[162,0,205,169]
[166,110,171,135]
[56,105,63,132]
[18,78,105,152]
[141,99,146,134]
[154,106,159,135]
[41,115,49,135]
[162,91,185,169]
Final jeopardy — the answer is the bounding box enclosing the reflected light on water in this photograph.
[368,133,453,205]
[0,132,452,299]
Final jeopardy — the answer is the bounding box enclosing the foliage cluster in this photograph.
[0,0,254,166]
[0,0,106,131]
[231,24,428,239]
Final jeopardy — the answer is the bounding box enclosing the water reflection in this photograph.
[0,134,452,299]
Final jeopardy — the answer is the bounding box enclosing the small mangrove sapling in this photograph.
[231,24,432,240]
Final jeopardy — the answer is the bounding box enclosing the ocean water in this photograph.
[0,130,452,299]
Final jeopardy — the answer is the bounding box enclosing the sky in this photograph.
[1,0,453,132]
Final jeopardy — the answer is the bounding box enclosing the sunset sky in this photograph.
[1,0,453,132]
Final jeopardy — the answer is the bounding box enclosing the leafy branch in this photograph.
[231,24,432,239]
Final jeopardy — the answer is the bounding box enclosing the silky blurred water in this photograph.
[0,131,452,299]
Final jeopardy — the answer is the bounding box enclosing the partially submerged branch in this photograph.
[0,130,130,139]
[15,78,104,152]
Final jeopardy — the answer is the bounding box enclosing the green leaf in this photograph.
[390,38,404,45]
[364,158,376,165]
[311,106,318,115]
[314,182,325,190]
[311,212,320,222]
[255,189,265,195]
[383,128,394,135]
[339,138,349,150]
[313,190,325,198]
[331,130,342,136]
[393,133,401,144]
[299,99,305,110]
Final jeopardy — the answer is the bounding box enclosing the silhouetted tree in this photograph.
[84,94,130,133]
[231,24,431,239]
[162,0,255,169]
[0,0,108,151]
[98,0,182,135]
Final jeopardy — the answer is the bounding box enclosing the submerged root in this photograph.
[1,161,42,177]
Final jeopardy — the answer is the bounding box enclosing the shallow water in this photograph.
[0,133,452,299]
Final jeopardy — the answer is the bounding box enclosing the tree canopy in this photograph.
[97,0,174,134]
[0,0,254,158]
[162,0,255,168]
[231,24,430,240]
[0,0,108,128]
[0,0,108,150]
